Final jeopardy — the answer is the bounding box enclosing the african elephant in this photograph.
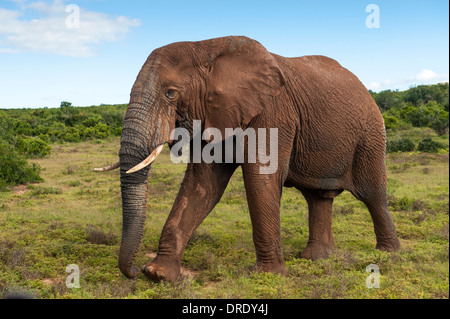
[96,36,400,282]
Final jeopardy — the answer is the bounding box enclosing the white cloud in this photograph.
[410,69,448,82]
[368,81,381,90]
[0,0,140,57]
[366,69,449,91]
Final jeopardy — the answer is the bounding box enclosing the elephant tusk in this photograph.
[126,144,165,174]
[94,161,120,172]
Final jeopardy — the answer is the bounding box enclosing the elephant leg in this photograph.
[298,188,335,260]
[362,193,400,252]
[354,184,400,252]
[142,162,238,282]
[242,166,287,275]
[352,146,400,252]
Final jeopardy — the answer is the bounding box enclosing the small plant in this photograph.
[333,206,354,215]
[29,186,62,196]
[68,180,81,187]
[86,226,117,245]
[63,166,79,175]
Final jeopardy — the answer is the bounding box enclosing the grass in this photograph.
[0,134,448,299]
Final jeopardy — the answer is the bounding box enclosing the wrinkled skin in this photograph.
[117,36,400,282]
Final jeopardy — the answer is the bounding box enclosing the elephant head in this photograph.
[98,36,286,279]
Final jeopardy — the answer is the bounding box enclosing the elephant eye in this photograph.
[165,89,178,100]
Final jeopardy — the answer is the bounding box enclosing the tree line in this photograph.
[371,82,448,135]
[370,83,449,154]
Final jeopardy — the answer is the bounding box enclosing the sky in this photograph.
[0,0,448,109]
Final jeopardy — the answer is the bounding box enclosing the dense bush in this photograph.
[16,137,52,158]
[386,138,415,153]
[371,83,449,135]
[417,137,447,153]
[0,140,43,191]
[2,102,126,144]
[383,114,399,130]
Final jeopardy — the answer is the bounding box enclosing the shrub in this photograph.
[112,126,122,136]
[93,123,110,139]
[86,226,117,245]
[47,123,67,141]
[13,120,33,135]
[15,137,52,158]
[0,141,43,191]
[82,115,102,128]
[386,138,415,153]
[417,137,446,153]
[64,131,81,143]
[429,115,449,136]
[383,115,399,131]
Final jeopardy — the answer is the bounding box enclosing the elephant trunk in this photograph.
[118,95,171,278]
[118,182,148,278]
[118,103,152,278]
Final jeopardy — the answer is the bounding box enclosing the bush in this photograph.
[383,115,399,130]
[64,131,81,143]
[16,137,52,158]
[374,89,404,111]
[417,137,447,153]
[93,123,110,139]
[0,141,43,191]
[386,138,415,153]
[429,114,449,136]
[82,115,102,128]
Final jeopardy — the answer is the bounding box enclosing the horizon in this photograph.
[0,0,448,109]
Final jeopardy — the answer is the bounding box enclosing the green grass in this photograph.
[0,135,448,299]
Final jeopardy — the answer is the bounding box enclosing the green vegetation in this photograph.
[0,138,447,299]
[371,83,449,136]
[0,102,126,190]
[386,138,415,153]
[0,140,43,191]
[418,137,447,153]
[4,101,126,143]
[370,83,449,154]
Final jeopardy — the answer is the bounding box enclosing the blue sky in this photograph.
[0,0,448,108]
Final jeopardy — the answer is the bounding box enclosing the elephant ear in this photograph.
[203,37,286,142]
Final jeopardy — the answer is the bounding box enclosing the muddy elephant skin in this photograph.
[115,36,400,281]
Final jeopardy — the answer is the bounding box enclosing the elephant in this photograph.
[96,35,400,282]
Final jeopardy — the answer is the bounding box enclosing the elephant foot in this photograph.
[251,261,287,276]
[142,260,181,282]
[376,237,401,252]
[300,242,334,260]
